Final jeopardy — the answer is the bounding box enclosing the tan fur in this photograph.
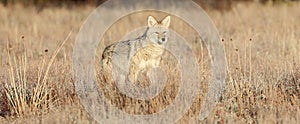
[129,44,165,82]
[101,15,171,83]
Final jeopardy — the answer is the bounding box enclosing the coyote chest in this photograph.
[131,45,164,68]
[131,44,164,69]
[128,44,164,82]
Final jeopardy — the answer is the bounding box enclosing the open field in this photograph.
[0,1,299,124]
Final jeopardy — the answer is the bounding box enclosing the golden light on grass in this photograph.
[3,31,71,117]
[0,1,299,123]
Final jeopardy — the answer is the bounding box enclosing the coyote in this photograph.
[101,15,171,84]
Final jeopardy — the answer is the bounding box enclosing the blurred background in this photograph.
[0,0,299,10]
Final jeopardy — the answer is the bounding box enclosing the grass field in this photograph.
[0,2,299,124]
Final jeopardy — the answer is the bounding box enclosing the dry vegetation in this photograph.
[0,1,299,124]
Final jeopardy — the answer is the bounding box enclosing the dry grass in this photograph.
[0,2,299,124]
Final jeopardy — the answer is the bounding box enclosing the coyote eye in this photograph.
[163,31,167,34]
[155,32,159,34]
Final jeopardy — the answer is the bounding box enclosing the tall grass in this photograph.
[0,1,299,123]
[2,32,71,117]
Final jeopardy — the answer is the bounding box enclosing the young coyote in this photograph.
[101,15,171,83]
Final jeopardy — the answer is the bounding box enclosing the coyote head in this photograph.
[146,15,171,45]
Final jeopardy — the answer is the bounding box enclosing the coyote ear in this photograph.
[161,16,171,27]
[148,16,158,27]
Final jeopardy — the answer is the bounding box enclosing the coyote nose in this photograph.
[162,38,165,41]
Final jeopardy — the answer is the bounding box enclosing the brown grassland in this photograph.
[0,1,299,124]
